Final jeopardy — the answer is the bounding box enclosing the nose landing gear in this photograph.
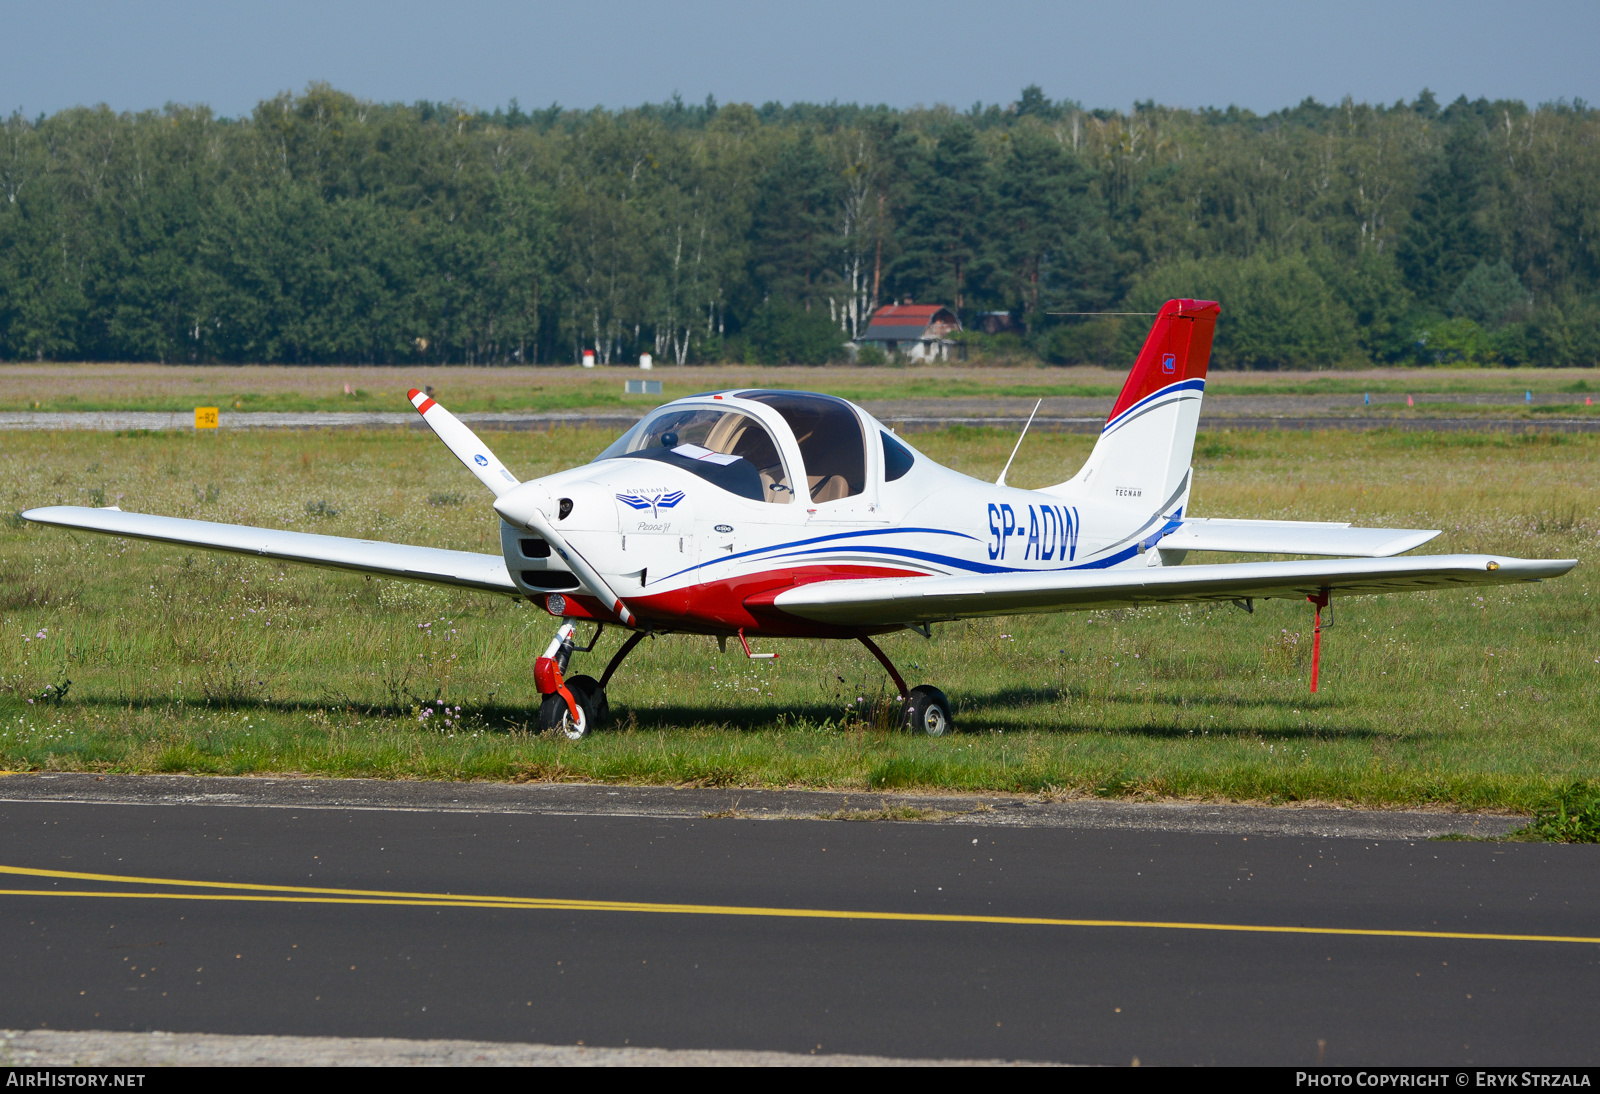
[534,624,648,738]
[534,622,590,739]
[857,635,954,736]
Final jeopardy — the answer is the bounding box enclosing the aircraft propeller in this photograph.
[407,388,522,497]
[406,388,638,628]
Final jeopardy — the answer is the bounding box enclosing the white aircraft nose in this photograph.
[493,480,556,529]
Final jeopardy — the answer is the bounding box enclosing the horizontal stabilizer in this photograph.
[22,506,517,595]
[772,554,1575,627]
[1161,518,1439,558]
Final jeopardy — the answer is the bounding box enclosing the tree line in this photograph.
[1,84,1596,368]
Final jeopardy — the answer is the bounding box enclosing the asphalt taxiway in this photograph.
[1,776,1595,1066]
[6,396,1598,436]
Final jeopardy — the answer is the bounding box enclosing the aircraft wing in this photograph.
[21,506,518,595]
[770,554,1575,626]
[1160,518,1439,557]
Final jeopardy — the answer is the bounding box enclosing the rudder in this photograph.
[1047,298,1219,518]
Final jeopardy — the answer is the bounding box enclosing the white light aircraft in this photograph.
[24,300,1576,738]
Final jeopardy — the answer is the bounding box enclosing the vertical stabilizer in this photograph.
[1047,299,1218,519]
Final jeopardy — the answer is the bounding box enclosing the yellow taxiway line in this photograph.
[3,864,1598,946]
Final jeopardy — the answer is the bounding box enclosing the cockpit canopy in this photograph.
[593,391,870,504]
[594,403,793,502]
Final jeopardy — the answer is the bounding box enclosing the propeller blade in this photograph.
[408,389,520,498]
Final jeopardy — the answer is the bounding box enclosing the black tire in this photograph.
[564,674,608,726]
[902,685,953,737]
[537,690,590,740]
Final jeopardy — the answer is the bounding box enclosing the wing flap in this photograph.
[1161,517,1439,557]
[772,554,1575,626]
[22,506,517,595]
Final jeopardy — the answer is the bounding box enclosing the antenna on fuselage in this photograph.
[995,399,1042,488]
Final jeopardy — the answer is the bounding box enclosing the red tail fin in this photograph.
[1105,300,1220,426]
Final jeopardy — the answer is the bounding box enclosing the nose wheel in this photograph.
[537,673,608,739]
[858,635,955,736]
[538,690,590,739]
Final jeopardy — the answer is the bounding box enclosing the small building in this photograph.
[856,303,962,361]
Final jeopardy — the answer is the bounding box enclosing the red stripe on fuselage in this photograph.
[627,563,925,638]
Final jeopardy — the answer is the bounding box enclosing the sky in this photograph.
[3,0,1596,120]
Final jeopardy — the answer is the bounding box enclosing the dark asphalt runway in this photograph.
[2,796,1597,1065]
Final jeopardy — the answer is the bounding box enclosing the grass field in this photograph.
[3,362,1598,415]
[1,424,1595,811]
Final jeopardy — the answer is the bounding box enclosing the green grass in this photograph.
[4,363,1598,415]
[1512,781,1600,842]
[1,426,1595,812]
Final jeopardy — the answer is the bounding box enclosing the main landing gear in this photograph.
[534,623,647,739]
[534,624,952,739]
[858,635,953,737]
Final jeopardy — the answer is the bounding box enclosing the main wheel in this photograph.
[538,689,590,740]
[563,674,609,726]
[902,685,953,736]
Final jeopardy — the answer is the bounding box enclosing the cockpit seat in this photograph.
[807,474,851,502]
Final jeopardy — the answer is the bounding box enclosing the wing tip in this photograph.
[19,505,78,523]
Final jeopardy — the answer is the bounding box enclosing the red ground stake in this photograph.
[1307,591,1330,693]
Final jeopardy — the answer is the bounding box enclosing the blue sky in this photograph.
[3,0,1595,118]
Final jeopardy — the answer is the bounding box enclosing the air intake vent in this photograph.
[519,571,580,591]
[518,538,551,558]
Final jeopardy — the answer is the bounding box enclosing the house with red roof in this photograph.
[855,302,962,361]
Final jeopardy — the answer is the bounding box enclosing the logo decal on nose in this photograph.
[616,491,686,519]
[474,454,489,466]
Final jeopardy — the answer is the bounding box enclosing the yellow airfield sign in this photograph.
[194,407,219,430]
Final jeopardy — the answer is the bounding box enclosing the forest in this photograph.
[0,84,1596,368]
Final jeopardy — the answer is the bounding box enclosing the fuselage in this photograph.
[495,390,1186,638]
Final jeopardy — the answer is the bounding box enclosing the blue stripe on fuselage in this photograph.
[657,525,981,584]
[722,515,1187,580]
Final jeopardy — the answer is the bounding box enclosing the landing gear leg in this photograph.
[578,630,647,725]
[600,631,648,691]
[858,635,953,737]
